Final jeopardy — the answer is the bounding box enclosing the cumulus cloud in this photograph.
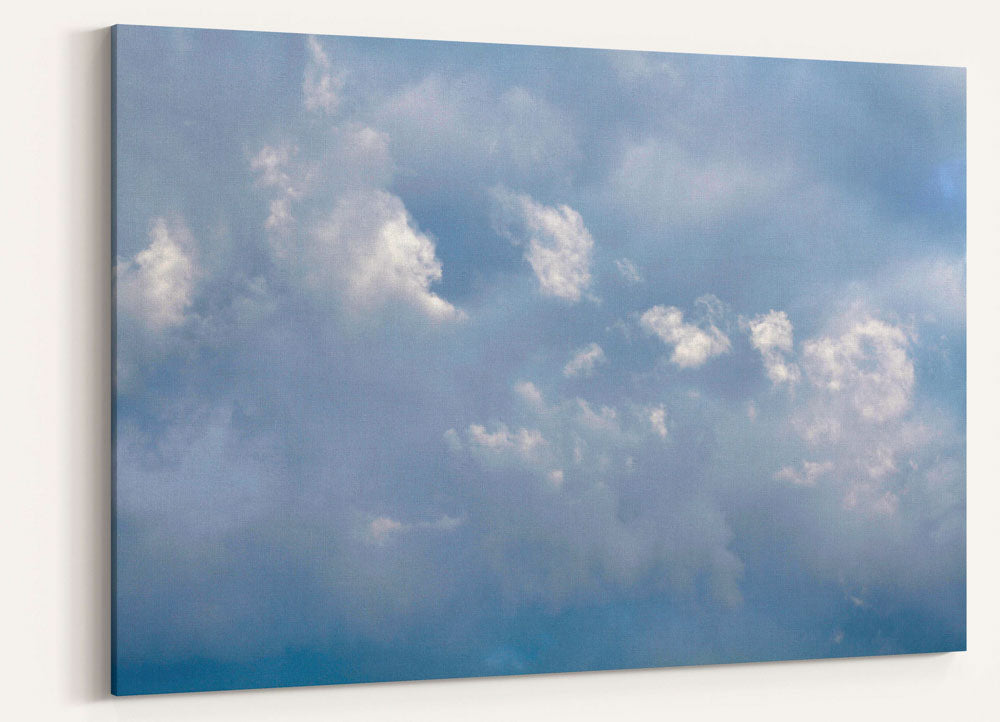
[773,310,949,517]
[640,304,731,368]
[456,389,662,489]
[303,36,344,114]
[466,423,546,461]
[456,391,651,487]
[252,125,395,257]
[802,317,914,422]
[250,126,457,322]
[563,342,607,378]
[495,189,594,302]
[117,218,197,330]
[747,310,801,385]
[451,385,746,612]
[310,190,464,321]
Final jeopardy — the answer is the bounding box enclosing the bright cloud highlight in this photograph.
[117,218,197,330]
[640,304,731,368]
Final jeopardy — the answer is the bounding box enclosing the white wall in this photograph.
[2,1,998,719]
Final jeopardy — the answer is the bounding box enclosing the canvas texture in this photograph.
[111,24,966,695]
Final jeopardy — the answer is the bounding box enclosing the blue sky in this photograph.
[112,25,966,695]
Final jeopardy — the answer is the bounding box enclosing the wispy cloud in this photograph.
[615,258,643,284]
[303,36,344,114]
[563,342,607,378]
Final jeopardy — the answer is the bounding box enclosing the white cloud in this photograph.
[253,126,393,245]
[303,36,344,114]
[251,145,300,231]
[747,310,801,385]
[466,423,546,460]
[781,312,939,515]
[265,198,293,230]
[865,444,897,479]
[563,342,607,378]
[575,399,620,434]
[801,317,914,422]
[443,428,463,453]
[846,488,900,516]
[251,145,294,189]
[117,218,197,330]
[647,405,668,439]
[818,428,931,516]
[495,190,594,302]
[774,460,833,487]
[615,257,643,284]
[367,516,404,543]
[640,304,731,368]
[467,423,513,450]
[310,190,463,321]
[514,380,544,407]
[444,383,748,609]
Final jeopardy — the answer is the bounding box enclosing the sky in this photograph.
[112,25,966,695]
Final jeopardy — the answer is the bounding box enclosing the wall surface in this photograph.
[2,1,997,719]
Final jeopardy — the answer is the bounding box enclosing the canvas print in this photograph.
[111,24,966,695]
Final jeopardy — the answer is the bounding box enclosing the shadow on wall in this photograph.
[65,27,111,703]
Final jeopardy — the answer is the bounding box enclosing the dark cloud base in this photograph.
[113,599,965,695]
